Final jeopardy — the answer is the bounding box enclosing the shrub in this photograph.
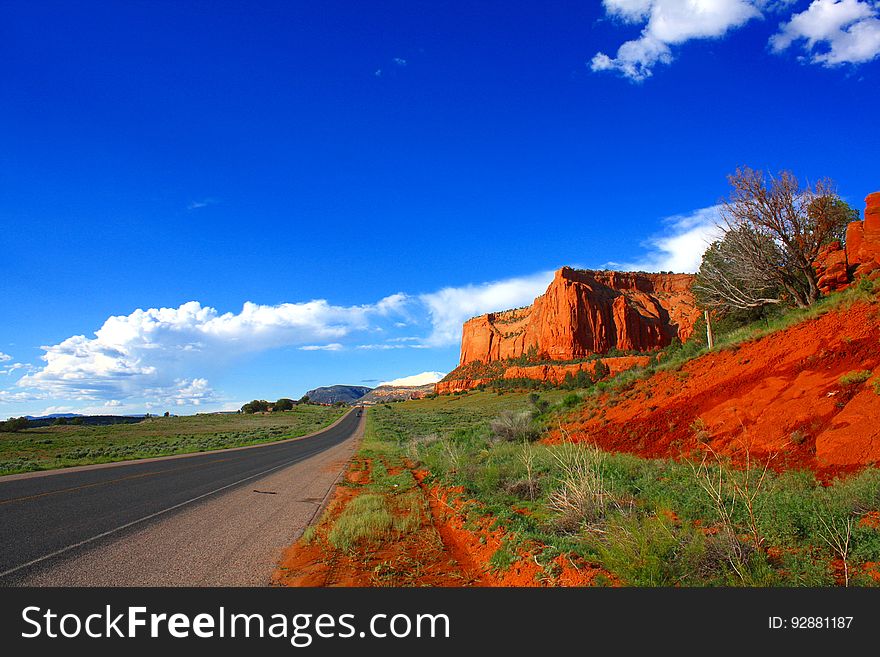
[839,370,872,387]
[241,399,270,414]
[561,392,582,409]
[547,443,620,533]
[490,411,539,443]
[274,398,295,412]
[588,514,707,586]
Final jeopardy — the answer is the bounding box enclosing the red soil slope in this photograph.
[552,299,880,473]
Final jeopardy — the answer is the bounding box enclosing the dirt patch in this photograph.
[551,299,880,475]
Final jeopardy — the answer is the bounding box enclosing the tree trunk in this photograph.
[705,310,715,350]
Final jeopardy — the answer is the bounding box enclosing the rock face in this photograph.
[458,267,699,366]
[848,192,880,279]
[814,240,850,294]
[816,192,880,294]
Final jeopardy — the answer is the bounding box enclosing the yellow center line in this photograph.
[0,455,245,506]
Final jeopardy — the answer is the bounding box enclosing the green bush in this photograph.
[839,370,872,387]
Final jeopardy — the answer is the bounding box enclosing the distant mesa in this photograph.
[358,383,436,404]
[305,385,373,405]
[437,267,699,393]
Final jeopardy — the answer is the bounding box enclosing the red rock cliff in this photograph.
[458,267,699,366]
[815,192,880,293]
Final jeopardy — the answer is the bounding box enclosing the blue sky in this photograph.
[2,1,879,418]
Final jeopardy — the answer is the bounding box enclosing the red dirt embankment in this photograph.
[273,457,611,587]
[435,355,653,394]
[551,299,880,474]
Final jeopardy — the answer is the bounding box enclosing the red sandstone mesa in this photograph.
[436,267,700,393]
[458,267,699,365]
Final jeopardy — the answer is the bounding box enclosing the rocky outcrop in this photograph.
[814,240,849,294]
[815,192,880,294]
[433,356,654,394]
[458,267,699,366]
[848,192,880,279]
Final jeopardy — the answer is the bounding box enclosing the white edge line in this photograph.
[0,453,316,580]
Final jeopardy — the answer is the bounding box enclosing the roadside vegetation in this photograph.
[358,391,880,586]
[0,405,346,476]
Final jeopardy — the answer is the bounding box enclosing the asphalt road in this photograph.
[0,409,363,585]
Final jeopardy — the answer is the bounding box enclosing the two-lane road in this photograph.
[0,409,363,585]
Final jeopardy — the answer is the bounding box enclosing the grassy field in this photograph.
[0,405,347,476]
[365,391,880,586]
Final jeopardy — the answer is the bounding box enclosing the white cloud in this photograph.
[0,390,47,404]
[16,296,406,402]
[610,205,723,273]
[187,198,218,210]
[592,0,764,80]
[418,270,556,347]
[379,371,446,387]
[170,378,216,406]
[393,57,407,66]
[299,343,344,351]
[1,363,25,375]
[0,352,12,362]
[770,0,880,65]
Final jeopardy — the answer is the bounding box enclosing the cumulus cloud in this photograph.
[299,343,344,351]
[168,378,217,406]
[418,270,556,347]
[770,0,880,65]
[379,371,446,387]
[0,352,12,362]
[591,0,765,80]
[610,205,723,273]
[16,296,406,402]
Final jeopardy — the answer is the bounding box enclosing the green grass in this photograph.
[0,405,346,476]
[328,494,394,551]
[365,389,880,587]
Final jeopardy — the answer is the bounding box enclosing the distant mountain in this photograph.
[305,385,373,404]
[24,413,83,420]
[357,383,435,404]
[23,414,146,428]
